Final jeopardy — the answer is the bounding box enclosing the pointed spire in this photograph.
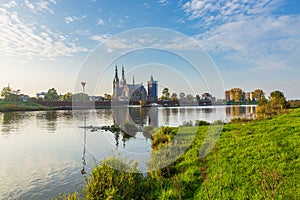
[114,65,119,83]
[150,75,154,82]
[122,65,125,77]
[133,76,135,86]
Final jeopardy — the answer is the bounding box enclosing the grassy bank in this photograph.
[0,101,50,112]
[57,108,300,199]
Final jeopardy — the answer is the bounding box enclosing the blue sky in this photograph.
[0,0,299,99]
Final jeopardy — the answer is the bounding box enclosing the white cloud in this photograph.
[97,18,105,25]
[158,0,168,6]
[182,0,283,28]
[0,9,88,60]
[195,14,300,71]
[3,0,17,8]
[24,0,56,14]
[90,34,110,42]
[64,15,87,24]
[64,16,74,23]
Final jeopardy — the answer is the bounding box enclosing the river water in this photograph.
[0,105,256,199]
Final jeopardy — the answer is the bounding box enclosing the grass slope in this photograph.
[0,101,49,112]
[57,108,300,200]
[153,108,300,199]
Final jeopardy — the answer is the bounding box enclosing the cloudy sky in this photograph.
[0,0,299,99]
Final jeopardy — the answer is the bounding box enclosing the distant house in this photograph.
[21,95,29,103]
[246,92,254,102]
[37,92,46,99]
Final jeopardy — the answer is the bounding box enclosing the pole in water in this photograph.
[80,81,87,175]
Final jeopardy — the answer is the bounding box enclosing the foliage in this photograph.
[103,93,112,100]
[151,126,178,150]
[181,120,193,126]
[45,88,60,101]
[1,86,22,101]
[195,120,210,126]
[230,88,243,102]
[288,100,300,108]
[123,121,138,134]
[253,89,265,102]
[142,125,156,138]
[62,92,72,101]
[170,93,178,101]
[160,88,170,101]
[257,90,289,119]
[72,93,90,101]
[0,101,49,112]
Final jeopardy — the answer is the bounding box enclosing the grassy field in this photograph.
[57,108,300,200]
[0,101,49,112]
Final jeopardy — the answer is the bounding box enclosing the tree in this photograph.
[230,88,243,102]
[72,93,90,101]
[62,92,72,101]
[253,89,265,102]
[45,88,60,101]
[179,92,186,101]
[1,85,21,101]
[269,90,288,110]
[160,88,170,100]
[257,90,288,119]
[186,94,194,103]
[1,86,12,100]
[103,93,112,101]
[170,93,178,101]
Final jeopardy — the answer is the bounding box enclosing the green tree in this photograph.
[103,93,112,100]
[230,88,243,102]
[179,92,186,101]
[1,85,21,101]
[45,88,60,101]
[1,86,12,100]
[186,94,194,103]
[253,89,265,102]
[170,93,178,101]
[161,88,170,100]
[62,92,72,101]
[269,90,288,110]
[72,93,90,101]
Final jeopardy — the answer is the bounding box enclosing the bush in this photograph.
[195,120,210,126]
[84,156,147,200]
[181,120,193,126]
[123,121,138,134]
[142,126,156,138]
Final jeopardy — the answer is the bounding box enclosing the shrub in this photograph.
[195,120,210,126]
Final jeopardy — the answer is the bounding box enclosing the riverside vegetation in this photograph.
[56,105,300,200]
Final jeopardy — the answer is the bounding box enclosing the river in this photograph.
[0,105,256,199]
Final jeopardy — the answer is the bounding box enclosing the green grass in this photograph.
[0,101,49,112]
[57,108,300,200]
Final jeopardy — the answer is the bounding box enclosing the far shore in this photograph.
[0,100,258,113]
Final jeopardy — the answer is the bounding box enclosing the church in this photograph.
[112,65,158,102]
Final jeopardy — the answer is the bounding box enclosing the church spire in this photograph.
[113,65,119,84]
[150,75,154,82]
[133,76,135,86]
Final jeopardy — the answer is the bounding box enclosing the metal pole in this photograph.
[81,82,87,174]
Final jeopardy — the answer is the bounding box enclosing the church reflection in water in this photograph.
[111,106,159,148]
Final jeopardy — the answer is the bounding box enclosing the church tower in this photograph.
[113,65,120,98]
[120,65,127,87]
[147,75,158,101]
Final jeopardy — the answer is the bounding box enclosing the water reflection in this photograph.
[226,106,256,118]
[1,112,34,135]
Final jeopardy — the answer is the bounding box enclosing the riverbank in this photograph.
[58,108,300,199]
[0,101,50,112]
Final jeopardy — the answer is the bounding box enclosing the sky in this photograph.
[0,0,299,99]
